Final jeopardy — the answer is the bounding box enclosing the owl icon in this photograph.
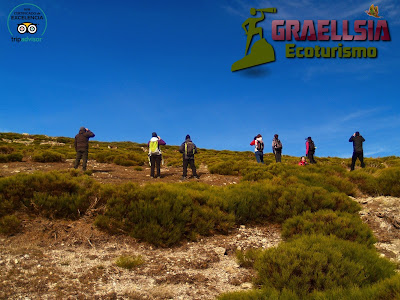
[17,23,37,34]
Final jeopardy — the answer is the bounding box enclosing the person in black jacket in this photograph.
[349,131,365,171]
[179,135,199,180]
[74,127,95,171]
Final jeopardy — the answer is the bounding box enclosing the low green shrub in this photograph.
[96,183,235,247]
[218,275,400,299]
[254,235,396,296]
[208,160,250,175]
[281,210,376,247]
[115,255,144,270]
[222,182,360,223]
[376,167,400,197]
[0,172,99,219]
[32,151,64,163]
[0,146,14,154]
[236,248,264,268]
[0,153,23,163]
[0,215,21,235]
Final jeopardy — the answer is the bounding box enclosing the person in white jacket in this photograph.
[250,134,264,163]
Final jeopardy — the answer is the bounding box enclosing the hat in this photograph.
[255,134,262,138]
[186,134,190,140]
[152,132,157,137]
[306,136,311,140]
[274,134,278,138]
[355,131,360,136]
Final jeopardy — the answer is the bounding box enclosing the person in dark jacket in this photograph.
[305,137,316,164]
[148,132,166,178]
[179,134,199,180]
[349,131,365,171]
[74,127,95,171]
[272,134,282,163]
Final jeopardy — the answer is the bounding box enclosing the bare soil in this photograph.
[0,159,240,186]
[0,161,399,299]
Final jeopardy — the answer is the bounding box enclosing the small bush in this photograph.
[0,172,99,219]
[32,151,64,163]
[0,153,23,163]
[0,215,21,235]
[134,166,143,171]
[281,210,376,247]
[219,275,400,299]
[376,167,400,197]
[115,255,144,270]
[254,235,396,296]
[0,146,14,154]
[236,248,263,268]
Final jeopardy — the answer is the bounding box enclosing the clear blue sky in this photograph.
[0,0,399,158]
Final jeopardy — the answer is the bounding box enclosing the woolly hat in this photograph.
[186,134,191,140]
[152,132,157,137]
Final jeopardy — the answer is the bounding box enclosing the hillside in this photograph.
[1,132,400,299]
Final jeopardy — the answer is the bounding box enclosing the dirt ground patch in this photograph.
[0,160,240,186]
[0,215,281,299]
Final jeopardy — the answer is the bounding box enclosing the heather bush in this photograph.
[0,214,21,235]
[236,248,263,268]
[219,275,400,299]
[222,182,360,223]
[95,183,235,246]
[0,172,99,219]
[254,235,396,296]
[32,151,64,162]
[376,167,400,196]
[0,146,14,154]
[282,210,376,247]
[0,153,23,163]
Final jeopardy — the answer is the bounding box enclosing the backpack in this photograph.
[185,142,196,157]
[149,140,161,155]
[256,140,264,152]
[274,139,282,150]
[308,140,315,151]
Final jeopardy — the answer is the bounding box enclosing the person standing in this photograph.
[74,127,95,171]
[250,134,264,163]
[148,132,166,178]
[272,134,282,163]
[179,134,199,180]
[349,131,366,171]
[305,137,316,164]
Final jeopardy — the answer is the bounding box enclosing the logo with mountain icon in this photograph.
[231,7,277,72]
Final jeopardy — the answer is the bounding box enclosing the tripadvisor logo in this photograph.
[7,3,47,43]
[232,4,391,72]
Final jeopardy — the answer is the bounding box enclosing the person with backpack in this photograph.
[148,132,166,178]
[305,137,316,164]
[272,134,282,163]
[74,127,95,171]
[179,134,199,180]
[250,134,264,163]
[349,131,366,171]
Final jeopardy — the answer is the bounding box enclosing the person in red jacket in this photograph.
[250,134,264,163]
[305,137,316,164]
[298,156,308,166]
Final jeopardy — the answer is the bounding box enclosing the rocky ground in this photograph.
[0,216,281,299]
[0,161,399,299]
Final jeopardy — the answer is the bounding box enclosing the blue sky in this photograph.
[0,0,399,158]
